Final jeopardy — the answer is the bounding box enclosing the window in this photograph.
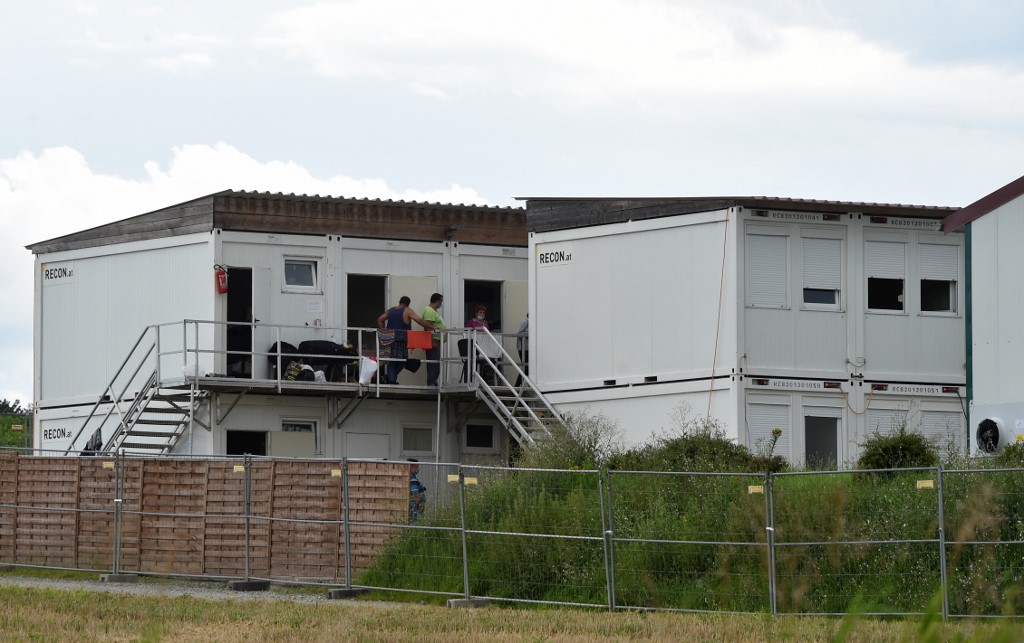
[802,236,841,308]
[746,402,790,458]
[226,430,267,456]
[919,244,958,313]
[402,426,433,454]
[282,420,315,433]
[865,240,906,312]
[284,258,319,291]
[745,232,789,308]
[464,424,499,453]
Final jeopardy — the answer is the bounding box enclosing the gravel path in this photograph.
[0,574,370,606]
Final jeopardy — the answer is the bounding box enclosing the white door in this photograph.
[252,267,273,379]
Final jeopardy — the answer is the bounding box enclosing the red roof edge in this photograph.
[942,173,1024,232]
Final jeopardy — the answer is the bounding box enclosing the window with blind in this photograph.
[802,236,842,308]
[745,233,789,308]
[919,243,958,313]
[865,241,906,312]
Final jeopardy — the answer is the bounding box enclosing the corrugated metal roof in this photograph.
[520,195,958,234]
[28,189,526,254]
[941,174,1024,232]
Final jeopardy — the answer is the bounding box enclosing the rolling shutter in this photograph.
[865,241,905,279]
[921,410,961,445]
[867,408,906,436]
[747,402,790,457]
[803,237,842,290]
[746,234,788,307]
[920,244,958,281]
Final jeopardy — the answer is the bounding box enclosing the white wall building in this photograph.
[941,174,1024,454]
[525,197,968,467]
[29,191,534,466]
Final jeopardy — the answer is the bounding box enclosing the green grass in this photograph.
[0,581,1020,642]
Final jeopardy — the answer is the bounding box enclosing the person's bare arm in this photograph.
[377,310,389,329]
[407,309,433,330]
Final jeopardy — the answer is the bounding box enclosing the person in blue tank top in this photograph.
[377,296,433,384]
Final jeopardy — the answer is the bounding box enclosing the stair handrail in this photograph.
[100,370,159,453]
[471,327,563,435]
[64,325,158,454]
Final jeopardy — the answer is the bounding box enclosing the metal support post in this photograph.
[243,455,252,582]
[458,467,471,600]
[605,469,617,610]
[936,465,949,621]
[112,450,124,575]
[343,458,353,589]
[598,472,613,611]
[765,472,778,615]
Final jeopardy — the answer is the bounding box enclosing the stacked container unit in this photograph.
[526,198,965,467]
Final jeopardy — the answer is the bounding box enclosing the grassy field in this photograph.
[0,582,1021,642]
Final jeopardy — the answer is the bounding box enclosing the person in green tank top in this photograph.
[422,293,446,386]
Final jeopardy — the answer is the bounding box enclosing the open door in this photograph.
[251,267,272,379]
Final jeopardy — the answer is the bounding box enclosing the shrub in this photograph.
[518,408,624,470]
[607,403,788,473]
[857,427,938,470]
[994,440,1024,469]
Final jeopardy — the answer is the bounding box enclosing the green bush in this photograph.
[857,427,938,470]
[994,441,1024,469]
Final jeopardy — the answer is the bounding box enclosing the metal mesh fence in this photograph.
[607,471,769,613]
[5,447,1024,618]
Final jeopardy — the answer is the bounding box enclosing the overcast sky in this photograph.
[2,0,1023,407]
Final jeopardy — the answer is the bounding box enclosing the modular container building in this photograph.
[524,196,967,467]
[942,174,1024,454]
[28,190,544,466]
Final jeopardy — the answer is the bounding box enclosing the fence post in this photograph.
[342,458,352,590]
[243,454,252,582]
[604,469,616,611]
[597,471,612,612]
[936,464,949,621]
[458,466,470,600]
[112,449,124,575]
[765,471,777,616]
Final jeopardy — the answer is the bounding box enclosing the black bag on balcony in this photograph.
[267,341,298,378]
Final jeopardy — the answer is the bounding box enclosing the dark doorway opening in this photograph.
[226,430,267,456]
[226,267,253,377]
[347,274,387,346]
[464,280,503,332]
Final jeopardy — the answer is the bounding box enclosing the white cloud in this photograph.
[254,0,1024,121]
[0,143,491,406]
[144,52,214,73]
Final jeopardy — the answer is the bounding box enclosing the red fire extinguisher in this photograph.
[214,265,229,294]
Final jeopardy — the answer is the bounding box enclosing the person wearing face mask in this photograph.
[465,304,490,331]
[422,293,446,386]
[466,304,500,384]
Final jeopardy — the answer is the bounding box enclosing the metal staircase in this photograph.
[467,329,565,445]
[66,325,209,456]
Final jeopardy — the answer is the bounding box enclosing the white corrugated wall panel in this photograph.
[972,196,1024,406]
[535,217,730,389]
[40,241,212,401]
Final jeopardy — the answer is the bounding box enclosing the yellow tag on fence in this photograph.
[233,465,246,473]
[331,469,342,478]
[447,474,460,483]
[464,477,478,486]
[102,462,115,470]
[748,485,764,494]
[916,480,935,490]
